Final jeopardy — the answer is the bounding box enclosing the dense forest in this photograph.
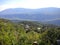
[0,18,60,45]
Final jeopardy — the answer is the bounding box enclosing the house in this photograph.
[24,24,30,33]
[57,40,60,45]
[33,41,38,45]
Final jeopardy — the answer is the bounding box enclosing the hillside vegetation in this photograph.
[0,18,60,45]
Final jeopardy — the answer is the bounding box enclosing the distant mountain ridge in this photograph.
[1,7,60,15]
[0,7,60,25]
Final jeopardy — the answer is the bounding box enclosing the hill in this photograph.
[0,7,60,25]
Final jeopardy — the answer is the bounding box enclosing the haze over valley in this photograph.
[0,7,60,25]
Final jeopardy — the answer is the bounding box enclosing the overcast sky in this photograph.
[0,0,60,11]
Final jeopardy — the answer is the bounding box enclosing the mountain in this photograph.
[0,7,60,25]
[45,19,60,26]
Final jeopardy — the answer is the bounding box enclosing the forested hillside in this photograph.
[0,18,60,45]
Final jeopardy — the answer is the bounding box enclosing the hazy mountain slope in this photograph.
[45,19,60,26]
[0,7,60,25]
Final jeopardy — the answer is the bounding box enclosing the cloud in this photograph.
[0,0,60,11]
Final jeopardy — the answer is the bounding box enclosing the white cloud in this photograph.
[0,0,60,11]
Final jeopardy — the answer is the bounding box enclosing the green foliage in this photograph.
[0,19,60,45]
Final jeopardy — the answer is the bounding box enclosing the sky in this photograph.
[0,0,60,11]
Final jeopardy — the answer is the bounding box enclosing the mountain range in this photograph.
[0,7,60,25]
